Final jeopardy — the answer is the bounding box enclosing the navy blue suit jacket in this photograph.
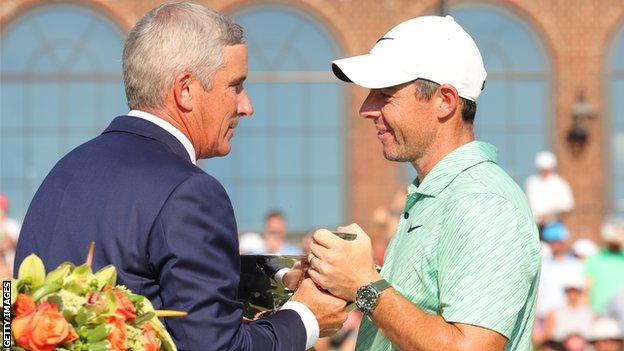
[15,116,306,350]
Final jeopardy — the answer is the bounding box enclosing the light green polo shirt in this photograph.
[584,248,624,313]
[356,141,541,351]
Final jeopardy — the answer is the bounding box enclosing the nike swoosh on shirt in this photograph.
[407,224,422,233]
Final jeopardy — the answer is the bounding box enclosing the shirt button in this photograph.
[404,212,409,219]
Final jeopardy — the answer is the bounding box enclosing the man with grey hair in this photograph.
[15,2,346,350]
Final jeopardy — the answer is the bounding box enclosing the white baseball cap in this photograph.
[331,16,487,101]
[588,318,623,341]
[601,218,624,244]
[535,151,557,170]
[572,237,598,258]
[563,274,585,291]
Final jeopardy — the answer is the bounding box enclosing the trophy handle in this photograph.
[331,231,356,241]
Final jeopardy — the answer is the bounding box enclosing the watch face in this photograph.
[356,285,379,313]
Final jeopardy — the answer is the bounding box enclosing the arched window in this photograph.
[451,6,550,184]
[609,25,624,216]
[0,4,127,219]
[202,6,345,233]
[403,6,550,184]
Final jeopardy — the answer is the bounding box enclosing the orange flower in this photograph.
[105,287,136,321]
[65,328,78,343]
[13,294,36,316]
[142,323,161,351]
[12,308,35,349]
[12,302,69,351]
[106,315,127,351]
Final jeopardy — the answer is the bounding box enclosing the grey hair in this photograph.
[122,2,244,110]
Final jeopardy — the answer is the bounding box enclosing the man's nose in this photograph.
[238,89,254,117]
[359,91,382,120]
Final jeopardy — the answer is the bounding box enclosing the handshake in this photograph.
[240,225,383,338]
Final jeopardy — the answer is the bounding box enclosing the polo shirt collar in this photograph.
[409,141,498,197]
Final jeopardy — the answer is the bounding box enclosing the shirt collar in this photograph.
[127,110,196,165]
[408,141,498,197]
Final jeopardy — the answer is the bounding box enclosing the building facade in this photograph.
[1,0,623,243]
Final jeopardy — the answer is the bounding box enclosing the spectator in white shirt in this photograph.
[534,222,585,347]
[525,151,575,232]
[544,274,594,342]
[606,290,624,337]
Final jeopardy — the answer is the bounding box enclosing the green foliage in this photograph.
[75,307,89,327]
[46,294,64,310]
[87,340,111,351]
[132,311,156,326]
[44,262,74,285]
[86,324,110,343]
[31,282,62,301]
[93,265,117,290]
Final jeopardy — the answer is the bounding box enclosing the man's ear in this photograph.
[173,72,193,112]
[437,84,460,119]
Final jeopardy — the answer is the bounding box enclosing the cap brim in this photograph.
[332,54,415,89]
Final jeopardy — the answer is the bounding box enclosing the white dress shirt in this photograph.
[127,110,197,165]
[525,173,574,223]
[126,110,319,349]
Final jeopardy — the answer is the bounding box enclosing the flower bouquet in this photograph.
[6,243,184,351]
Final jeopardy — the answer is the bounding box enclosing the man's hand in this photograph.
[308,224,380,301]
[290,278,348,337]
[282,260,307,291]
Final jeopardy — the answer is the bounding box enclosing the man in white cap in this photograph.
[306,16,540,351]
[543,274,594,343]
[525,150,575,231]
[587,317,623,351]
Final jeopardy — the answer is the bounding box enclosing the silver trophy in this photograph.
[238,232,356,319]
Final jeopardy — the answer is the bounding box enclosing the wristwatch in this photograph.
[355,279,391,315]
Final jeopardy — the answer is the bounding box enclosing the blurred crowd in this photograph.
[2,151,622,351]
[0,194,20,278]
[534,220,624,351]
[527,151,624,351]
